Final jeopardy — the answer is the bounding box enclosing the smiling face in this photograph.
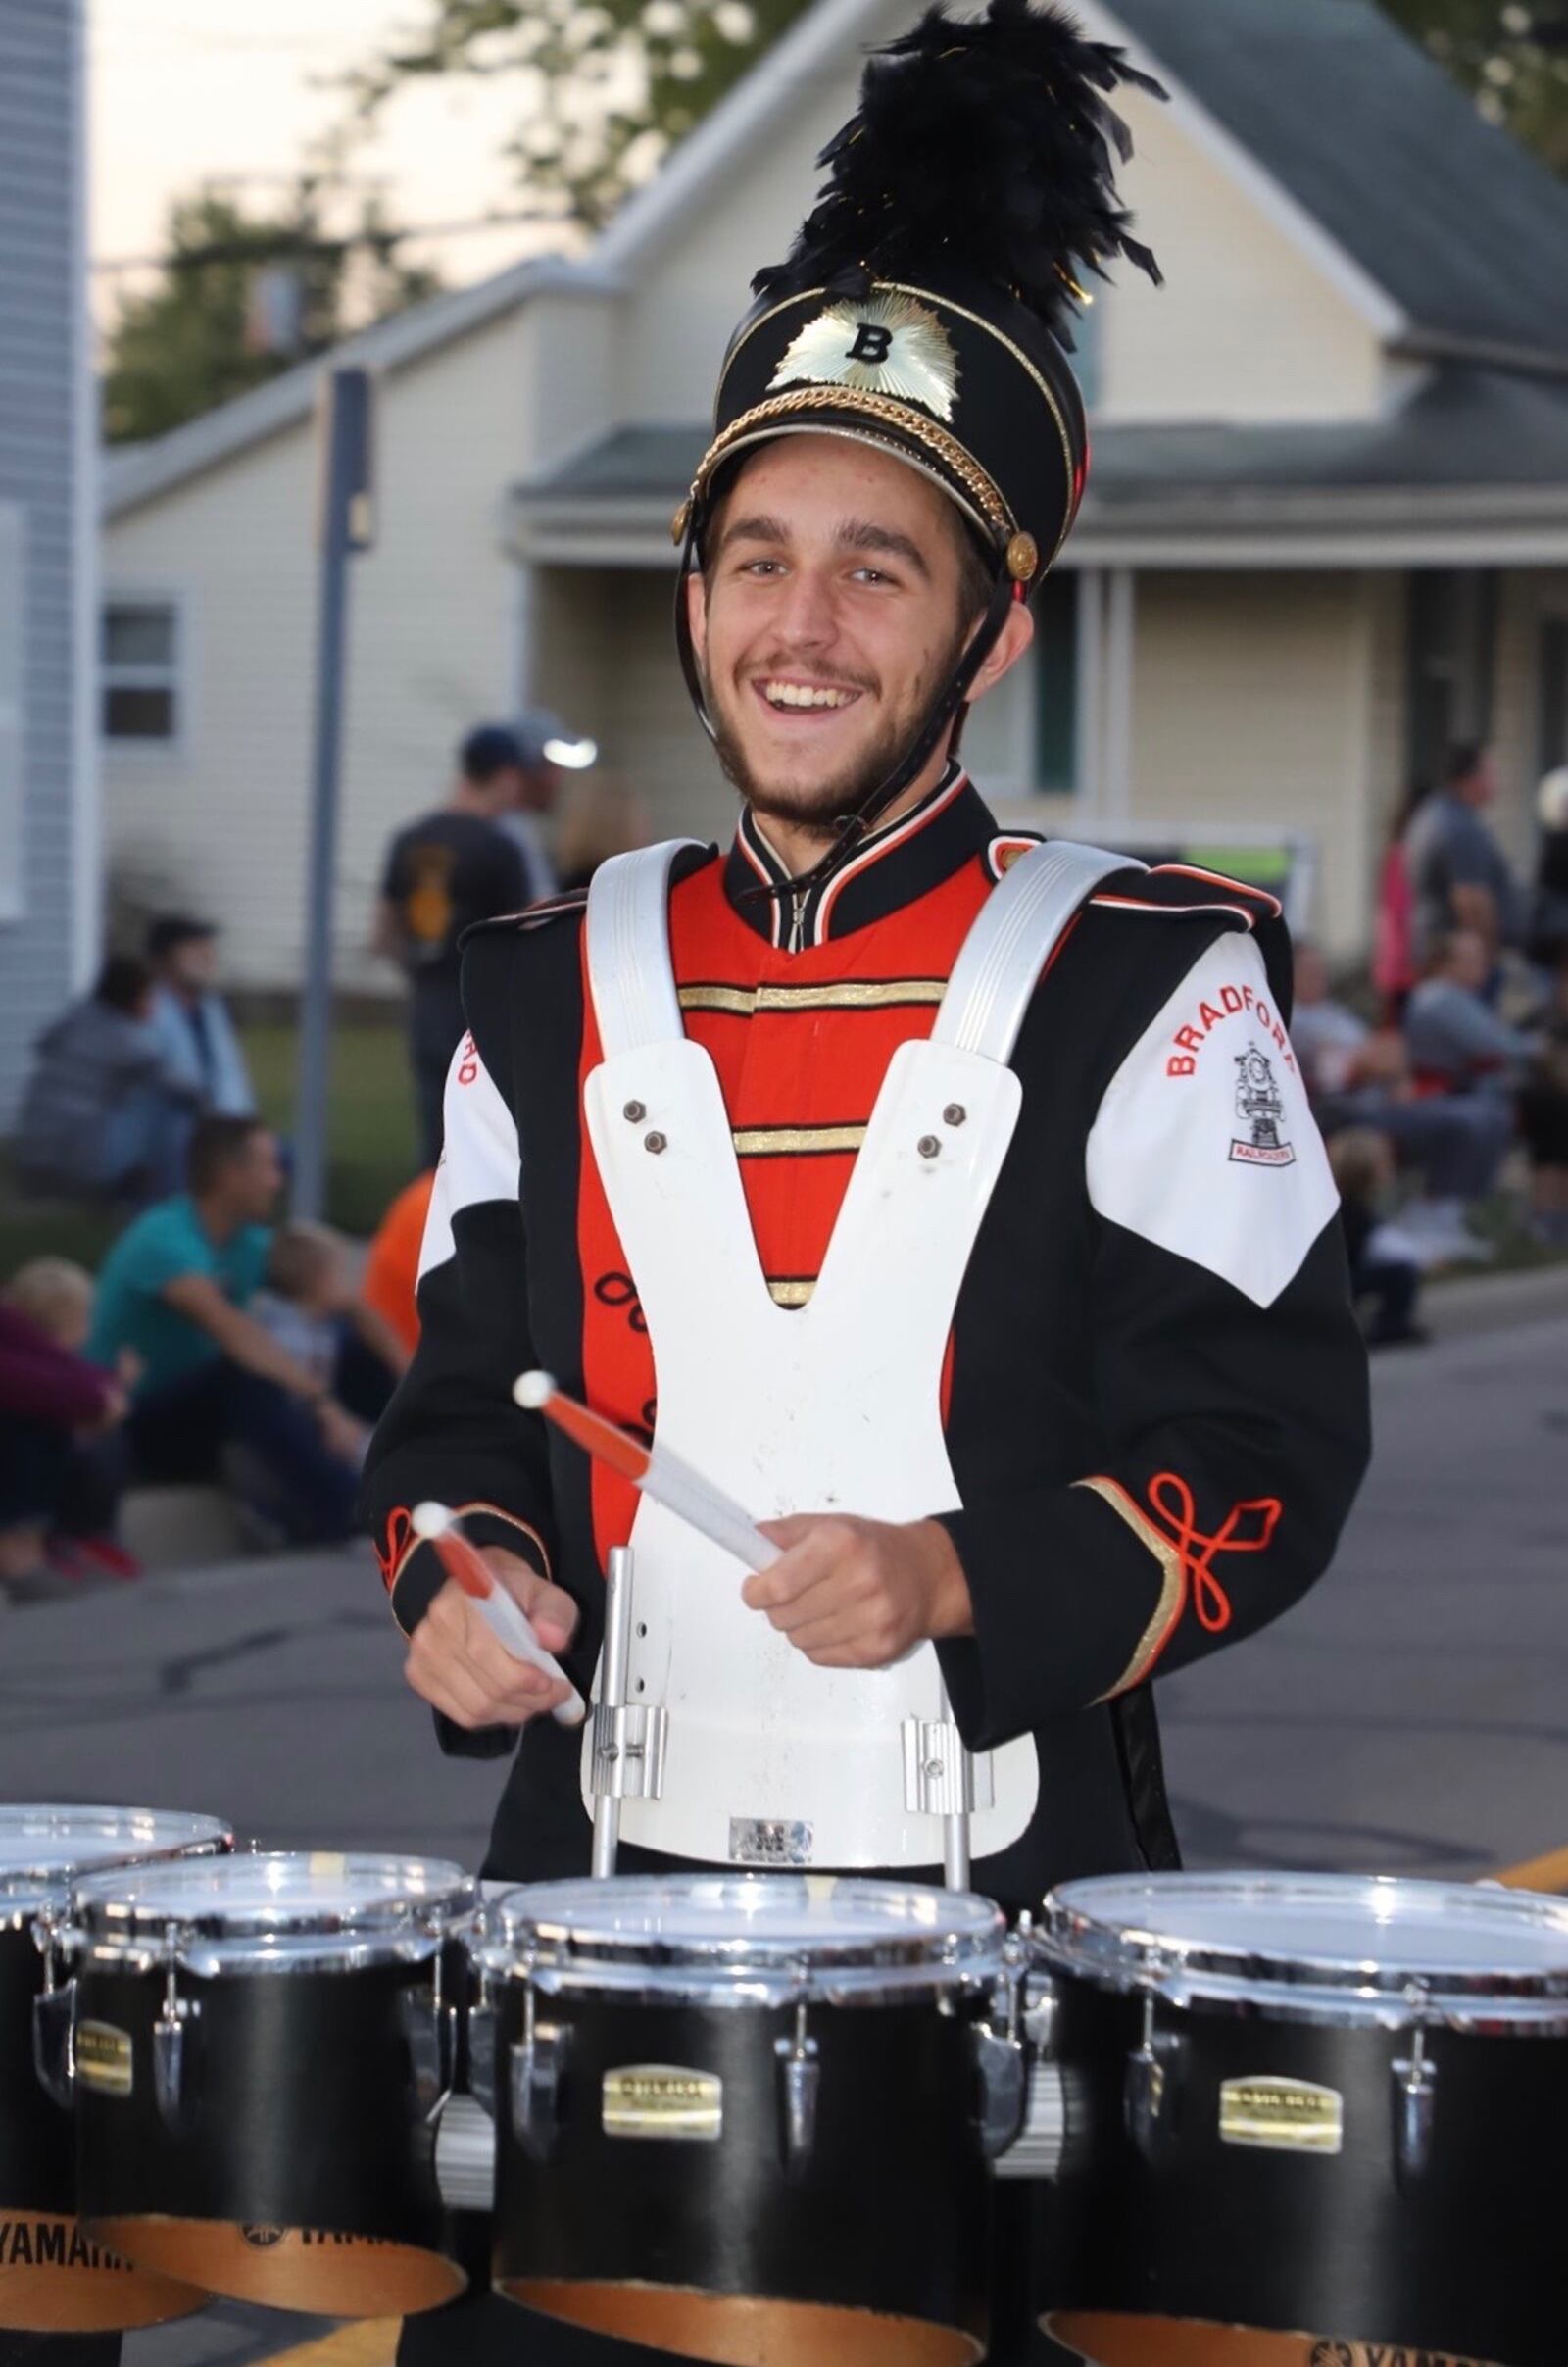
[686,434,1031,849]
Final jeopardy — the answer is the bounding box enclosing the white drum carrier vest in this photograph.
[579,835,1131,1869]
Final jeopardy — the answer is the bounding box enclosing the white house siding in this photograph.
[1097,84,1386,425]
[1127,570,1376,956]
[105,311,534,989]
[0,0,92,1129]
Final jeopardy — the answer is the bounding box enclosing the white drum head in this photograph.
[0,1804,231,1920]
[1038,1871,1568,2024]
[70,1850,475,1973]
[479,1873,1004,1999]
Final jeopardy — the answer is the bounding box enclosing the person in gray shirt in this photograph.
[1404,926,1535,1091]
[1404,742,1523,969]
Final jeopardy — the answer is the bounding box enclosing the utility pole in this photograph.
[293,365,372,1220]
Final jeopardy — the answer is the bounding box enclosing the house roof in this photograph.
[517,369,1568,515]
[103,0,1568,521]
[1106,0,1568,365]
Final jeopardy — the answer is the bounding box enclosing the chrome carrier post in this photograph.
[590,1544,667,1879]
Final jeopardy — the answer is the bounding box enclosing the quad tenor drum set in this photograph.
[5,1792,1568,2363]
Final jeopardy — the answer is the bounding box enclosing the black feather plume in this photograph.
[752,0,1166,348]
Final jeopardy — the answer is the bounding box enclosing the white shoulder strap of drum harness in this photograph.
[583,833,1142,1882]
[587,834,1137,1064]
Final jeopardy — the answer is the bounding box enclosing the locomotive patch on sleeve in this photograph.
[1086,936,1339,1308]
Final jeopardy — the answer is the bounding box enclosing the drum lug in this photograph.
[153,1927,201,2133]
[974,1934,1027,2158]
[510,1984,569,2164]
[1391,2009,1438,2191]
[773,1994,820,2179]
[1124,1989,1183,2163]
[30,1912,77,2109]
[973,2028,1027,2157]
[31,1978,77,2109]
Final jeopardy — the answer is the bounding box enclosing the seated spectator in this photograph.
[252,1221,407,1447]
[1293,940,1508,1265]
[145,916,257,1194]
[1328,1129,1427,1350]
[13,956,195,1204]
[359,1171,435,1364]
[0,1258,138,1602]
[88,1115,363,1546]
[1404,740,1524,975]
[1528,765,1568,983]
[1518,968,1568,1249]
[1404,926,1534,1094]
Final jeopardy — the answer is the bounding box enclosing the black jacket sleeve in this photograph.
[358,1003,556,1758]
[937,925,1370,1749]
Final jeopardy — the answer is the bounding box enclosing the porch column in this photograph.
[1073,566,1104,815]
[1102,566,1137,826]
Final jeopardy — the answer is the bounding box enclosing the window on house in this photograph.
[0,503,22,918]
[102,598,180,743]
[1033,569,1080,792]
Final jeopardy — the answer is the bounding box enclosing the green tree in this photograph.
[1380,0,1568,173]
[343,0,1568,245]
[102,184,443,446]
[345,0,814,235]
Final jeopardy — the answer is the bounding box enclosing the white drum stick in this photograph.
[513,1372,781,1572]
[410,1502,585,1726]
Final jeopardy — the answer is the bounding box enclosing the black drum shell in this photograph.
[492,1980,994,2355]
[74,1954,451,2264]
[1036,1969,1563,2367]
[1,1921,72,2216]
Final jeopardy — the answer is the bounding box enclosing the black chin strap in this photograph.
[673,515,1016,901]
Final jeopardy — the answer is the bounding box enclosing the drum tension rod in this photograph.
[153,1920,201,2133]
[974,1931,1029,2159]
[774,1964,820,2178]
[400,1933,458,2123]
[1391,1980,1438,2191]
[1124,1969,1184,2164]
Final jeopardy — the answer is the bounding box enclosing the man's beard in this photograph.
[702,638,963,844]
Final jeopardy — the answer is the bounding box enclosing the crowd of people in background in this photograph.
[4,712,1565,1594]
[1300,742,1568,1347]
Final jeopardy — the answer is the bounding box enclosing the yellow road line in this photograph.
[1492,1844,1568,1893]
[254,2323,400,2366]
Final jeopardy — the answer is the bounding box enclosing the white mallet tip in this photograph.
[514,1369,556,1411]
[411,1500,453,1540]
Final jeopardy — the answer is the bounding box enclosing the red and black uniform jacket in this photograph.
[361,771,1370,1912]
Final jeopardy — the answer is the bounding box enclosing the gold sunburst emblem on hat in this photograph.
[767,291,960,423]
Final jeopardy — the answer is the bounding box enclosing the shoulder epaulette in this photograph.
[1089,862,1283,931]
[985,831,1045,881]
[462,887,589,946]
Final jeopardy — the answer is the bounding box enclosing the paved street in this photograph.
[0,1297,1563,2362]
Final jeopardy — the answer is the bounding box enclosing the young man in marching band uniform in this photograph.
[364,6,1370,2357]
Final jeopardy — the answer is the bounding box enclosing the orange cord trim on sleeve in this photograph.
[1078,1471,1284,1698]
[377,1501,554,1612]
[1144,1472,1282,1636]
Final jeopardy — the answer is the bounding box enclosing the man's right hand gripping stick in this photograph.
[411,1502,585,1726]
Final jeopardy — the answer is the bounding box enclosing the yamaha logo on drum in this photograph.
[1220,2074,1343,2153]
[1306,2345,1494,2367]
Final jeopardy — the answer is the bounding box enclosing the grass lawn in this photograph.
[0,1013,419,1279]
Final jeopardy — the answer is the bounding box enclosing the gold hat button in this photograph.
[1005,530,1040,584]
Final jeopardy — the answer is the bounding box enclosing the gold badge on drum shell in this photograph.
[1219,2074,1343,2154]
[74,2022,133,2099]
[602,2065,723,2143]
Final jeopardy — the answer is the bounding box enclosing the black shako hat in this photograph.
[674,0,1166,881]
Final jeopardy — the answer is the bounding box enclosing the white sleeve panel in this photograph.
[1085,934,1340,1309]
[416,1033,520,1282]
